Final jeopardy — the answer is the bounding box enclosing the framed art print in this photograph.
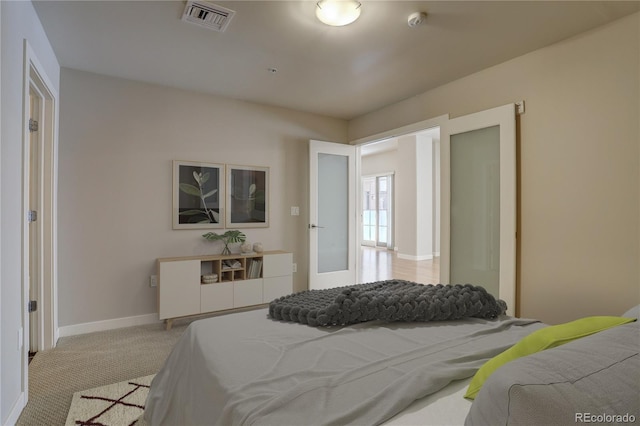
[173,160,225,229]
[226,165,269,228]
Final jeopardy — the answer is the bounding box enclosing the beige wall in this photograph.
[396,135,435,259]
[58,69,347,327]
[361,149,398,177]
[350,13,640,324]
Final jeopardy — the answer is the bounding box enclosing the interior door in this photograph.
[309,140,357,290]
[440,104,516,315]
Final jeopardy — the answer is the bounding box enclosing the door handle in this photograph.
[309,224,325,229]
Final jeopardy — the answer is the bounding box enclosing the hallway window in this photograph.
[362,174,393,247]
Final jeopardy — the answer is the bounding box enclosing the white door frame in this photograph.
[22,41,59,390]
[351,116,449,148]
[440,104,516,314]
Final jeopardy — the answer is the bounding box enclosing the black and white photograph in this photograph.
[226,165,269,228]
[173,160,224,229]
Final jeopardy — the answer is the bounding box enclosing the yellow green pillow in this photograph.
[464,316,636,400]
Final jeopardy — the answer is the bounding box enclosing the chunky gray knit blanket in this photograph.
[269,280,507,327]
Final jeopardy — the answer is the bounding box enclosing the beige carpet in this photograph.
[65,375,154,426]
[17,319,191,426]
[19,308,264,425]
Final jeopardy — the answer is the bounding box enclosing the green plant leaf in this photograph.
[203,229,245,243]
[179,183,201,196]
[178,209,206,216]
[192,171,201,184]
[223,230,247,243]
[202,232,224,241]
[200,172,210,185]
[202,188,217,199]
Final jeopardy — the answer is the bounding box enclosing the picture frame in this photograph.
[173,160,225,229]
[226,165,269,228]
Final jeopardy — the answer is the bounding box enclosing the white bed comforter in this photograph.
[144,309,542,425]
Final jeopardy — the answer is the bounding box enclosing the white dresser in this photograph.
[157,251,292,329]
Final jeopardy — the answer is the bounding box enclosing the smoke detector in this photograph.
[407,11,427,28]
[181,1,235,32]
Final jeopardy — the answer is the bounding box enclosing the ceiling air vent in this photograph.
[181,1,235,32]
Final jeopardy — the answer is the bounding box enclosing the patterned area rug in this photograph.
[65,375,155,426]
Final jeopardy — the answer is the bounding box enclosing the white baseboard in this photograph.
[58,313,161,338]
[5,392,25,426]
[397,253,434,261]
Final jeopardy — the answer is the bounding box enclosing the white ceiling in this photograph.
[33,1,639,120]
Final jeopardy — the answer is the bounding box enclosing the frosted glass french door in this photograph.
[309,140,357,290]
[362,174,392,247]
[441,104,516,315]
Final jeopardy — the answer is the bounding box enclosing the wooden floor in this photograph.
[359,246,440,284]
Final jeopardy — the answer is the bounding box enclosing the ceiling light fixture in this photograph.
[316,0,362,27]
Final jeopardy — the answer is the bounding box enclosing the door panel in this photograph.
[309,140,357,290]
[318,153,349,273]
[450,126,500,297]
[441,104,516,315]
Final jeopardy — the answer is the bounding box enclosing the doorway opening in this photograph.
[23,40,59,382]
[357,122,442,284]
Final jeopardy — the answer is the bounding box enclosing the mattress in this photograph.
[144,308,543,425]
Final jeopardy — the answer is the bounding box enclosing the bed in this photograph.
[144,283,639,425]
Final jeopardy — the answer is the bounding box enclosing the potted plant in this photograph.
[202,230,246,255]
